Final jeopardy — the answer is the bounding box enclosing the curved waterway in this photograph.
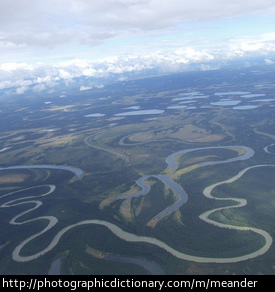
[165,146,254,170]
[0,146,274,265]
[0,165,84,181]
[117,175,188,224]
[84,136,128,160]
[264,144,275,155]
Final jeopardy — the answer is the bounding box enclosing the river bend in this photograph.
[0,146,274,264]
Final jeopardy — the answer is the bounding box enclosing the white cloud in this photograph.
[95,84,104,89]
[0,0,274,58]
[0,80,12,90]
[82,68,97,77]
[16,86,28,95]
[58,69,73,79]
[0,1,274,98]
[80,86,92,91]
[265,58,274,65]
[175,48,214,63]
[33,83,46,92]
[0,33,274,95]
[227,33,275,59]
[0,62,34,72]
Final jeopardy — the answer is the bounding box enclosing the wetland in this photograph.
[0,66,275,275]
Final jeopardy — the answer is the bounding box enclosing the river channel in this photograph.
[0,145,274,267]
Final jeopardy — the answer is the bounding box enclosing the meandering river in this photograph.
[165,146,254,170]
[0,165,84,180]
[117,174,188,224]
[0,145,274,265]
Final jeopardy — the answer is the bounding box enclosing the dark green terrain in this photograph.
[0,66,274,275]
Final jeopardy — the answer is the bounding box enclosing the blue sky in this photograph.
[0,0,275,95]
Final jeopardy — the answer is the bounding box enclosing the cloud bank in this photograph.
[1,33,275,95]
[0,1,274,95]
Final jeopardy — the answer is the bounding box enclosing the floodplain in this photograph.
[0,66,275,275]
